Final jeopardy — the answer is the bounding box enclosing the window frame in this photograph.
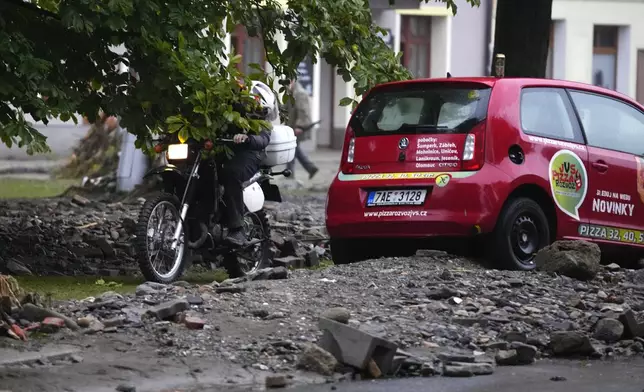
[519,87,585,144]
[592,25,618,90]
[566,88,644,157]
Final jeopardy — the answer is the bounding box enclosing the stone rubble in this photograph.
[0,194,328,277]
[0,191,644,385]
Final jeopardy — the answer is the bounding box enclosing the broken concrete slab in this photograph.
[619,310,644,339]
[273,256,305,268]
[0,344,81,367]
[318,317,398,375]
[443,362,494,377]
[146,299,189,320]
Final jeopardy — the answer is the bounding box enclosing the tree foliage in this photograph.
[0,0,478,154]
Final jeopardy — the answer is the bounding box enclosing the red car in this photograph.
[325,77,644,270]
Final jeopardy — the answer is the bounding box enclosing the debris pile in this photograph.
[55,116,123,191]
[0,194,327,277]
[1,246,644,387]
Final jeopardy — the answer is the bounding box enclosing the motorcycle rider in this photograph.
[221,80,278,247]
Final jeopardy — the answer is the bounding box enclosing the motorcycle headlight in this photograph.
[166,144,189,160]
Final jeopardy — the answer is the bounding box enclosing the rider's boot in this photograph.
[225,228,247,247]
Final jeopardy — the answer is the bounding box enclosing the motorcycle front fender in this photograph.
[143,165,187,193]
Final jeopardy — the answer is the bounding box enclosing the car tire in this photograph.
[492,197,551,271]
[330,238,369,265]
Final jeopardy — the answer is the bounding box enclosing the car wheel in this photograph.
[492,197,551,271]
[330,238,369,265]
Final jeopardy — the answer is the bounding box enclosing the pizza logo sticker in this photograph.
[549,150,588,220]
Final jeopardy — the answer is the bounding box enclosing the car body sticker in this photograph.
[578,223,644,245]
[337,171,475,182]
[549,149,588,221]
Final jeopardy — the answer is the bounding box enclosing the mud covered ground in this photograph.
[1,191,644,391]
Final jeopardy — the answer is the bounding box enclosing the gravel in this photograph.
[1,190,644,382]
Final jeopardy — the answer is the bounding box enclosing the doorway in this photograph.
[401,16,432,78]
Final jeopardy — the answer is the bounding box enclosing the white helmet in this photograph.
[250,80,278,122]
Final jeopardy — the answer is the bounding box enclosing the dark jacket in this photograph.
[246,128,271,151]
[286,81,312,142]
[223,127,271,182]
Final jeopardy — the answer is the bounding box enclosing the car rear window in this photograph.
[351,83,492,136]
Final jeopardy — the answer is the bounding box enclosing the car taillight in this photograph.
[340,126,356,174]
[461,122,486,171]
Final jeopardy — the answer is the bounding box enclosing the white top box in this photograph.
[262,124,297,166]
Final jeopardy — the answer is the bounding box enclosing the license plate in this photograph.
[366,189,427,207]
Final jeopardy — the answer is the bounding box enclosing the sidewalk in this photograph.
[0,148,342,189]
[272,148,341,191]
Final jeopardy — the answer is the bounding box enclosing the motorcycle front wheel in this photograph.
[134,192,187,283]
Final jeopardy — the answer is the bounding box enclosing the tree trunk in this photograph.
[491,0,554,78]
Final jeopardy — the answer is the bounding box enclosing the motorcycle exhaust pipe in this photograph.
[187,222,209,249]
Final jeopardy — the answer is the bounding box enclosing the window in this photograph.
[231,25,265,75]
[401,16,432,78]
[520,88,580,142]
[569,91,644,156]
[592,26,619,90]
[351,84,492,136]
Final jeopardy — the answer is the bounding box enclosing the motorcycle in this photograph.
[134,132,293,283]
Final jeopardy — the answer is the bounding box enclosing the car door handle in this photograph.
[592,161,609,172]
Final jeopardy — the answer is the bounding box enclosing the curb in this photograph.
[0,345,80,367]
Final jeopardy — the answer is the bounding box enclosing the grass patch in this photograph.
[15,276,138,300]
[0,178,80,199]
[14,269,229,300]
[289,258,334,272]
[310,258,334,270]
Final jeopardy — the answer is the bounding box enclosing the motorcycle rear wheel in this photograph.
[224,209,272,278]
[134,192,187,283]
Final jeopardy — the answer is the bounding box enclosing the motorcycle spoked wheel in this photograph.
[223,209,272,278]
[134,193,188,283]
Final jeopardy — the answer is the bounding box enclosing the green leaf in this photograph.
[178,127,189,143]
[166,115,184,125]
[339,97,355,107]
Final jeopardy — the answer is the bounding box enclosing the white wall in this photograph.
[552,20,567,80]
[430,16,451,77]
[552,0,644,97]
[449,0,489,76]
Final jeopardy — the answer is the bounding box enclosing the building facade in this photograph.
[32,0,644,156]
[313,0,494,150]
[547,0,644,103]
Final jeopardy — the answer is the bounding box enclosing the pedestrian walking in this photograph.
[286,79,319,179]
